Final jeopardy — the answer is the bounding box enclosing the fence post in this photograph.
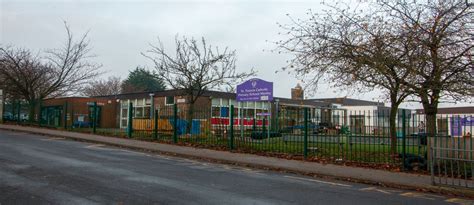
[153,110,158,140]
[252,117,256,132]
[173,103,178,143]
[17,100,21,124]
[304,107,309,159]
[64,101,68,129]
[38,100,42,127]
[127,102,133,138]
[92,102,97,134]
[229,105,234,150]
[402,110,407,170]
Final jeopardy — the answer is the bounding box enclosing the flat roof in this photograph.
[306,98,384,106]
[416,107,474,115]
[46,88,388,109]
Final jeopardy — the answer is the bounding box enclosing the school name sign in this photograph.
[236,78,273,102]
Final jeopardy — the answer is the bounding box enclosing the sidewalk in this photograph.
[1,124,472,197]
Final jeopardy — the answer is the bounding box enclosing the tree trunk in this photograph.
[388,105,399,156]
[28,99,37,123]
[423,104,438,139]
[421,95,439,163]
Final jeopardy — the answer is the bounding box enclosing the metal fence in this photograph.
[3,101,473,179]
[431,140,474,188]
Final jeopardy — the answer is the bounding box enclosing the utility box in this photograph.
[0,89,3,123]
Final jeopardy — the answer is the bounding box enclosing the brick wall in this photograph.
[41,97,119,128]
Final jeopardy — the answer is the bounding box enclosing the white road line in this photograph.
[85,144,105,148]
[399,192,437,200]
[40,137,65,141]
[284,176,352,187]
[445,198,474,205]
[359,187,393,194]
[119,149,152,157]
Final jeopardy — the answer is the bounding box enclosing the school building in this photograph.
[38,84,357,132]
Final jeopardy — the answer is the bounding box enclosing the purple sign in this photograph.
[451,116,473,136]
[236,78,273,102]
[451,117,462,136]
[256,112,271,116]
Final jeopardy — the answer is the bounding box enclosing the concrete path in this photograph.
[0,124,472,198]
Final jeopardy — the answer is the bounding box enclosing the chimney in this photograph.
[291,83,304,100]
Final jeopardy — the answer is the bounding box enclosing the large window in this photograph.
[119,98,153,128]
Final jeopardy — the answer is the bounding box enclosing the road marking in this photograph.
[119,149,152,157]
[284,176,352,187]
[359,187,395,194]
[40,137,65,141]
[85,144,105,148]
[399,192,437,200]
[445,198,474,205]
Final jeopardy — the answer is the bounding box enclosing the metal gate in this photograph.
[431,147,474,188]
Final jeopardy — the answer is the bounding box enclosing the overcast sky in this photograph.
[1,0,471,108]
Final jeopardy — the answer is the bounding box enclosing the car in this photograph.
[19,113,29,121]
[3,112,14,121]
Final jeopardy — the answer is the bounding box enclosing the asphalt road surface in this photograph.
[0,129,471,205]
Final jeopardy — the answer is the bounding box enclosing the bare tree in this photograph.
[0,22,101,121]
[143,35,256,133]
[82,76,122,97]
[276,3,413,155]
[381,0,474,139]
[277,0,473,152]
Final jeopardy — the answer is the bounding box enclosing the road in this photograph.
[0,129,471,205]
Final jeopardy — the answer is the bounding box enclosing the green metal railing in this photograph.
[4,99,473,172]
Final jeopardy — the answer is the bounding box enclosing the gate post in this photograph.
[127,102,133,138]
[402,110,407,170]
[64,101,68,129]
[38,100,42,127]
[92,102,97,134]
[304,107,309,159]
[17,100,21,124]
[173,103,178,143]
[153,110,158,140]
[229,105,234,150]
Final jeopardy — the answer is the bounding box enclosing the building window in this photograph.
[437,118,448,135]
[135,107,144,118]
[332,114,340,126]
[350,115,365,134]
[212,107,221,117]
[220,107,229,118]
[144,107,151,118]
[212,98,221,106]
[221,99,229,106]
[166,96,174,105]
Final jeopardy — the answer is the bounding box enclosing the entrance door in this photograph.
[88,106,102,128]
[350,115,365,134]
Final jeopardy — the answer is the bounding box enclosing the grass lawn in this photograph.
[65,127,428,165]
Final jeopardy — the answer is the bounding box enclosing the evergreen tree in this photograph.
[121,67,166,93]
